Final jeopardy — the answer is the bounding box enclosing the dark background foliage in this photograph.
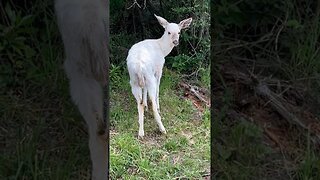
[110,0,210,76]
[212,0,320,179]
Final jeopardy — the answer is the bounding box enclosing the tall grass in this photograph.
[285,4,320,80]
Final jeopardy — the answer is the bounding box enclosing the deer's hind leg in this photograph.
[143,87,148,111]
[130,82,145,138]
[155,69,163,113]
[146,76,166,134]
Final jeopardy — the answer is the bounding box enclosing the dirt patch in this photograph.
[139,134,164,147]
[127,166,139,176]
[180,130,195,145]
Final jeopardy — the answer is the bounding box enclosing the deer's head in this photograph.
[155,14,192,47]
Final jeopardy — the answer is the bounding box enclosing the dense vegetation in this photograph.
[212,0,320,179]
[110,0,210,80]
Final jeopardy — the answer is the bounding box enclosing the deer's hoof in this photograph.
[138,130,145,138]
[160,128,166,134]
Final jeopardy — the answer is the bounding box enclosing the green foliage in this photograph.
[199,66,210,89]
[213,119,272,179]
[169,54,194,72]
[212,0,320,81]
[0,1,63,92]
[110,0,126,18]
[167,0,210,73]
[215,0,285,28]
[110,64,123,88]
[0,3,37,89]
[110,33,136,65]
[164,139,179,151]
[298,130,320,179]
[110,0,210,75]
[283,16,320,79]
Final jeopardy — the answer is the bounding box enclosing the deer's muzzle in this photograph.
[173,40,179,46]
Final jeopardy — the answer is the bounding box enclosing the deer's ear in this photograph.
[154,14,168,28]
[179,17,192,30]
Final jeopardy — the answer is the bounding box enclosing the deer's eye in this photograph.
[168,32,171,35]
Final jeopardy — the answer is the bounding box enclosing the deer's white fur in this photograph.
[54,0,108,179]
[127,14,192,138]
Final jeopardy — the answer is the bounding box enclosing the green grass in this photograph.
[110,68,210,179]
[297,129,320,180]
[0,82,93,179]
[212,119,320,179]
[212,119,273,179]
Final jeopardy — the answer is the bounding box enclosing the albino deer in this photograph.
[55,0,109,179]
[127,14,192,138]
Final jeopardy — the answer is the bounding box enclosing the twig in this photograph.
[214,33,272,55]
[179,82,210,107]
[127,0,146,9]
[262,85,291,108]
[190,86,209,105]
[222,66,320,145]
[264,127,282,149]
[143,0,146,9]
[181,68,200,78]
[127,0,141,9]
[274,11,288,63]
[256,83,308,130]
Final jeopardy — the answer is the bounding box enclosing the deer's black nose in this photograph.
[173,40,179,46]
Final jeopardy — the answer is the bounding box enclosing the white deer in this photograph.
[127,14,192,138]
[54,0,108,179]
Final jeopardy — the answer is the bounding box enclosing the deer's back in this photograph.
[127,39,165,65]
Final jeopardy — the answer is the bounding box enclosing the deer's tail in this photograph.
[137,64,145,87]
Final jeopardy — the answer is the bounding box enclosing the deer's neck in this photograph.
[157,35,174,57]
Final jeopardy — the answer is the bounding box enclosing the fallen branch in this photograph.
[256,83,320,147]
[190,87,209,104]
[255,83,308,130]
[179,82,210,107]
[221,65,320,146]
